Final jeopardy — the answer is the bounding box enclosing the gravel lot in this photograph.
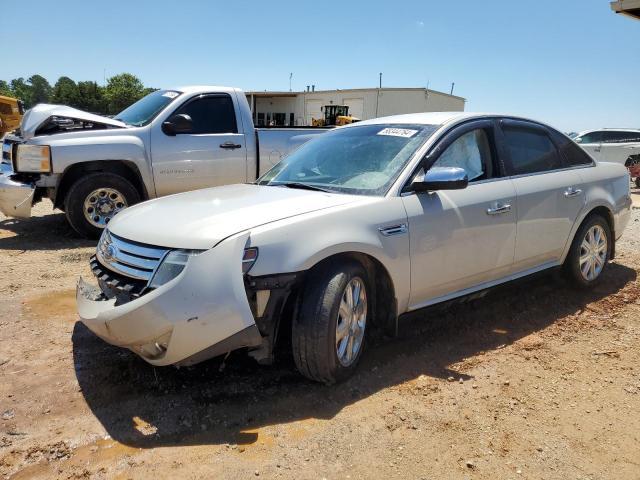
[1,191,640,479]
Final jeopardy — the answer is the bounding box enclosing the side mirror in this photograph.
[574,137,582,144]
[162,114,193,136]
[410,166,468,193]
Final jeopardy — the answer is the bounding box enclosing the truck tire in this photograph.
[564,214,611,289]
[292,260,370,384]
[64,172,140,238]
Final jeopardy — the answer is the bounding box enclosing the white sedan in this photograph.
[77,112,632,384]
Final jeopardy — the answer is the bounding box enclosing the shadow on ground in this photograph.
[73,262,637,449]
[0,212,92,251]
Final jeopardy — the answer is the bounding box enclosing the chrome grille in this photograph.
[96,230,169,282]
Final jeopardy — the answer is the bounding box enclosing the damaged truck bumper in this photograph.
[76,233,263,366]
[0,163,34,218]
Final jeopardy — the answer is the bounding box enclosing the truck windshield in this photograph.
[258,124,438,196]
[114,90,182,127]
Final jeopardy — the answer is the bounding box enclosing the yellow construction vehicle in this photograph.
[0,95,24,136]
[312,105,359,127]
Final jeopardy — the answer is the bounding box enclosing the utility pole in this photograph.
[379,72,382,88]
[289,73,293,92]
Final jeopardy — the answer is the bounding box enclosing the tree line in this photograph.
[0,73,156,115]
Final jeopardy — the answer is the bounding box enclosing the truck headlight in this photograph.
[149,249,202,289]
[15,144,51,172]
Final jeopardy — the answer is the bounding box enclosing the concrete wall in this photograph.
[247,88,465,126]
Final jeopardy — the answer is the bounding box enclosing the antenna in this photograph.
[450,82,455,95]
[289,73,293,92]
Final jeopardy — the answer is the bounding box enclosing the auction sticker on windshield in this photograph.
[377,128,418,138]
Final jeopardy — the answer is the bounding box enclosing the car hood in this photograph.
[21,104,126,140]
[107,184,363,249]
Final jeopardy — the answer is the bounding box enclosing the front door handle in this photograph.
[486,203,512,215]
[564,187,583,198]
[594,146,601,152]
[220,142,242,150]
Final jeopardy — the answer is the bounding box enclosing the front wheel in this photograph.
[292,260,370,384]
[64,172,140,238]
[564,214,611,288]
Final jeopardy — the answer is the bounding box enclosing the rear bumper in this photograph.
[0,163,34,218]
[76,232,263,366]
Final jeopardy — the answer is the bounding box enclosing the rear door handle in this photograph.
[486,203,512,215]
[593,146,601,152]
[220,142,242,150]
[564,187,583,198]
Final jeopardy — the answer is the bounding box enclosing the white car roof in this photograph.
[170,85,240,94]
[348,112,548,128]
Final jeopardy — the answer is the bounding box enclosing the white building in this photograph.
[245,87,466,126]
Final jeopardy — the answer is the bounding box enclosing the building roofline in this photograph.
[610,0,640,19]
[245,87,466,101]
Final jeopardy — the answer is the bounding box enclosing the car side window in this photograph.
[601,131,640,143]
[503,126,562,175]
[174,95,237,134]
[431,129,492,182]
[576,131,603,144]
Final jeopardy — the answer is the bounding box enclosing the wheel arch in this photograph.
[54,160,148,209]
[562,203,616,262]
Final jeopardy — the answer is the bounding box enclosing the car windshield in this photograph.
[258,124,438,196]
[114,90,182,127]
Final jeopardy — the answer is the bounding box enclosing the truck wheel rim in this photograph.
[579,225,607,281]
[336,277,367,367]
[83,188,128,228]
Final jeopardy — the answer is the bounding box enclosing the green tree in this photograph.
[0,80,12,97]
[51,76,80,107]
[10,78,32,107]
[77,81,106,113]
[103,73,144,114]
[27,74,52,105]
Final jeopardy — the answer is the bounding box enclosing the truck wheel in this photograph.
[292,260,370,384]
[64,172,140,238]
[564,214,611,289]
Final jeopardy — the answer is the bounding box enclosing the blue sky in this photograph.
[2,0,639,132]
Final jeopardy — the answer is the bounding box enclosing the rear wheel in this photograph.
[635,177,640,189]
[64,172,140,238]
[292,260,370,384]
[564,214,611,288]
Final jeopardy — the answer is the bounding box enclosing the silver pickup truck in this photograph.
[0,86,327,237]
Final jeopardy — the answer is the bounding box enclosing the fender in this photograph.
[247,197,412,315]
[45,135,156,198]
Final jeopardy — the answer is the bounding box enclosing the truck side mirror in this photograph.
[162,114,193,136]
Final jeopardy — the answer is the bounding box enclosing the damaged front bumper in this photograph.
[0,162,35,218]
[76,232,263,366]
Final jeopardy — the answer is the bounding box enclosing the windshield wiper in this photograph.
[277,182,332,193]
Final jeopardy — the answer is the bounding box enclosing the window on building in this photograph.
[503,126,562,175]
[274,113,286,126]
[290,113,295,126]
[174,95,237,134]
[257,112,265,126]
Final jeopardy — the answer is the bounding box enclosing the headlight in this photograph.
[15,144,51,173]
[149,249,202,289]
[242,247,259,274]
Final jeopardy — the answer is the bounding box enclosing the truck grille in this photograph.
[96,230,169,283]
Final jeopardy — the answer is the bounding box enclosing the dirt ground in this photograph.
[1,192,640,480]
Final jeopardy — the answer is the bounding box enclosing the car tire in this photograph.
[64,172,140,238]
[564,214,611,288]
[635,177,640,189]
[292,260,370,384]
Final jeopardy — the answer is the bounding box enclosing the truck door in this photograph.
[150,93,247,197]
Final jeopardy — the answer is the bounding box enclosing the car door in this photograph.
[402,120,517,308]
[598,131,640,165]
[575,131,603,161]
[150,93,248,197]
[500,120,585,272]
